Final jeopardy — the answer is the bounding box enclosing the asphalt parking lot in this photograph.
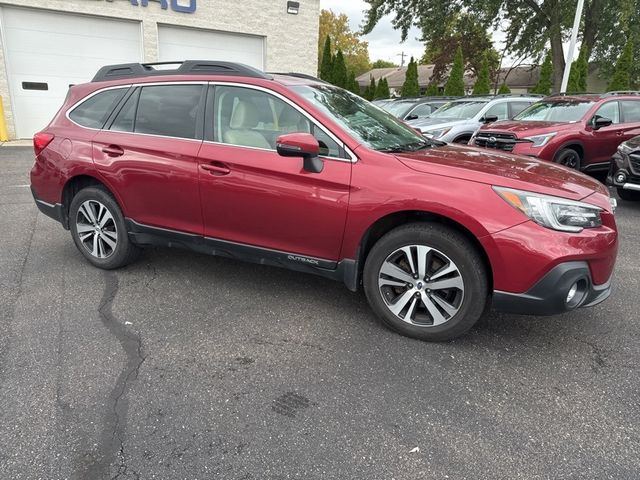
[1,146,639,480]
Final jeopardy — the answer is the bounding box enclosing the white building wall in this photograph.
[0,0,320,138]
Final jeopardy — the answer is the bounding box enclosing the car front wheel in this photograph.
[554,148,581,170]
[363,223,488,342]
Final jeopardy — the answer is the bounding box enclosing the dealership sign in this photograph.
[129,0,196,13]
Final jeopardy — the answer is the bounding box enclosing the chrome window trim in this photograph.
[64,80,357,163]
[207,81,356,163]
[65,81,208,133]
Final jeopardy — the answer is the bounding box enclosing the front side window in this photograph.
[621,100,640,123]
[213,85,342,157]
[291,85,427,151]
[484,102,509,121]
[409,103,434,118]
[594,101,620,124]
[514,100,595,122]
[69,88,127,128]
[510,101,533,118]
[428,101,487,120]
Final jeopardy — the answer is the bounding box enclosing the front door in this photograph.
[197,84,352,261]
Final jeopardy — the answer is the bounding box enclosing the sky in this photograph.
[319,0,425,65]
[318,0,578,68]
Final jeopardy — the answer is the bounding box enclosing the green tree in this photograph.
[319,9,370,76]
[531,52,553,95]
[425,83,439,96]
[319,36,334,83]
[472,54,491,94]
[567,47,589,92]
[444,47,465,96]
[346,71,361,95]
[402,57,420,97]
[364,76,377,100]
[375,77,390,99]
[371,59,398,68]
[498,83,511,94]
[332,49,348,88]
[608,39,634,91]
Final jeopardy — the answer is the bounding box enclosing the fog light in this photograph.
[566,282,578,303]
[616,172,627,183]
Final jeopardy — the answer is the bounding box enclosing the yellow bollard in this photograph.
[0,96,9,141]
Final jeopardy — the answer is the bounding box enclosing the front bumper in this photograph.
[492,261,611,315]
[608,151,640,191]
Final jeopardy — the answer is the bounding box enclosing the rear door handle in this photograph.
[200,162,231,176]
[102,145,124,157]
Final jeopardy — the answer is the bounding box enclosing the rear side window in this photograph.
[69,88,127,128]
[135,85,203,139]
[621,101,640,123]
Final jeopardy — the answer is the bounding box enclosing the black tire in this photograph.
[617,187,640,201]
[453,136,471,144]
[363,222,488,342]
[69,186,140,269]
[554,148,582,170]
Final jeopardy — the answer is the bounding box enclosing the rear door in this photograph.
[619,99,640,142]
[197,84,352,261]
[92,83,206,234]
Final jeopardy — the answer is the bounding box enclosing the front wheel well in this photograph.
[556,143,584,159]
[61,175,109,229]
[357,211,493,291]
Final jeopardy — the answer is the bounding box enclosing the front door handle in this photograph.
[200,162,231,176]
[102,145,124,157]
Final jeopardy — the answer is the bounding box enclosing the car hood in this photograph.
[408,117,471,130]
[621,134,640,150]
[479,120,577,136]
[395,144,608,201]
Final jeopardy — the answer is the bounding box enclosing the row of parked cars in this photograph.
[377,92,640,200]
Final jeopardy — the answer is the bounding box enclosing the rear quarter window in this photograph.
[69,88,127,128]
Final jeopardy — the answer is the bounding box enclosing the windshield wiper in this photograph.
[378,139,443,153]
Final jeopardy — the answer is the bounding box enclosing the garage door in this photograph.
[158,25,265,71]
[0,8,142,138]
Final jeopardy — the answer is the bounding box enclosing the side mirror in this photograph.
[276,133,324,173]
[405,114,419,121]
[481,115,499,124]
[592,115,613,130]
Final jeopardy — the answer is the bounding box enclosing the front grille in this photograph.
[474,132,518,152]
[629,153,640,175]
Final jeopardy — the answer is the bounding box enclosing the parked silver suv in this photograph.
[408,95,542,144]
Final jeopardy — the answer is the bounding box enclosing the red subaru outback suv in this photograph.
[30,61,618,341]
[472,92,640,172]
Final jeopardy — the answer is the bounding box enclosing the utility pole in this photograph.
[397,52,407,67]
[560,0,585,93]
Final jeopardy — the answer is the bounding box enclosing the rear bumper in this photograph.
[492,261,611,315]
[31,186,66,226]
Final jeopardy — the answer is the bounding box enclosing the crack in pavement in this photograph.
[81,270,145,480]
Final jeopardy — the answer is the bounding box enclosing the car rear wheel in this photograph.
[363,223,488,342]
[69,186,140,269]
[617,187,640,201]
[554,148,581,170]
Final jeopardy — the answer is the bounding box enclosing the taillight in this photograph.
[33,132,54,156]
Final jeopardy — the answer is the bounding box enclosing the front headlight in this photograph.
[423,127,451,139]
[494,187,602,232]
[523,132,557,147]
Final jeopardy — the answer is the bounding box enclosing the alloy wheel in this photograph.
[378,245,465,327]
[75,200,118,259]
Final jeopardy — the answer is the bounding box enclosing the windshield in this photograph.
[291,85,429,151]
[382,101,415,116]
[514,101,595,122]
[428,101,487,119]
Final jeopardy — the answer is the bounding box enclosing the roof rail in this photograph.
[547,92,601,97]
[91,60,272,82]
[601,90,640,97]
[268,72,329,84]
